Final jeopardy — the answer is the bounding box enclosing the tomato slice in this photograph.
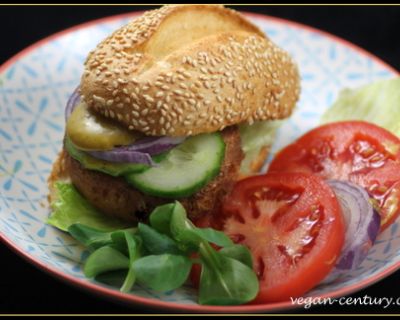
[268,121,400,231]
[216,172,345,303]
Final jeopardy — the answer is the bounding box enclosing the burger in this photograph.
[48,5,300,225]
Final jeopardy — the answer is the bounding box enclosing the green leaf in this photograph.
[188,228,233,248]
[321,78,400,136]
[239,120,283,175]
[148,203,175,235]
[137,223,182,255]
[170,202,233,248]
[219,245,253,269]
[95,270,127,287]
[133,254,192,292]
[84,246,129,278]
[198,243,259,305]
[120,231,141,293]
[67,223,124,251]
[110,229,137,255]
[47,182,130,232]
[170,201,192,236]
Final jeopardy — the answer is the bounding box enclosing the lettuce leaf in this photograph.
[239,120,283,174]
[47,182,131,232]
[321,78,400,136]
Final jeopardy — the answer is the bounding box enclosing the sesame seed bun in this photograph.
[81,5,300,137]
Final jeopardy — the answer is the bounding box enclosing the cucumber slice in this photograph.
[125,133,225,198]
[65,137,150,176]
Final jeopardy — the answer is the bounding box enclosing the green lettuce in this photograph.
[239,120,283,174]
[321,78,400,136]
[47,182,131,232]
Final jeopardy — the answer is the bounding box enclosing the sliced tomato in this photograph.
[268,121,400,231]
[215,172,345,303]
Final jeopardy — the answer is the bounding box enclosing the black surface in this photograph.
[1,4,400,315]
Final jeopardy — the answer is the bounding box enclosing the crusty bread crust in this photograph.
[81,5,300,137]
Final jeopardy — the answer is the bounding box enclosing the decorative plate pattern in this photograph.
[0,12,399,312]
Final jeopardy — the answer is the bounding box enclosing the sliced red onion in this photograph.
[108,136,185,155]
[322,180,381,284]
[87,149,156,166]
[64,88,185,165]
[65,87,80,121]
[86,136,185,165]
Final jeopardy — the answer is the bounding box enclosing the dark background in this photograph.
[1,4,400,314]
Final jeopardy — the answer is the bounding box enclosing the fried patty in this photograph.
[62,126,243,223]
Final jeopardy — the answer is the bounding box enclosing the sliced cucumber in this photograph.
[64,137,150,176]
[125,133,225,198]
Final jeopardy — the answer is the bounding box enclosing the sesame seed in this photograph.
[144,95,154,103]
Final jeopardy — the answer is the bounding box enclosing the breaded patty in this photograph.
[61,126,243,223]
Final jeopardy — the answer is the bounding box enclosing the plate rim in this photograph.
[0,9,399,313]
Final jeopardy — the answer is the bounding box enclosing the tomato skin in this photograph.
[219,172,345,303]
[192,213,213,229]
[190,262,202,289]
[268,121,400,231]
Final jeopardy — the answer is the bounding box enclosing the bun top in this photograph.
[80,5,300,137]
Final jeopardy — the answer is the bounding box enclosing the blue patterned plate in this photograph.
[0,11,399,312]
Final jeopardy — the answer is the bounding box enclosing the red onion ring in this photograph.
[322,180,381,284]
[65,87,80,121]
[87,149,156,166]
